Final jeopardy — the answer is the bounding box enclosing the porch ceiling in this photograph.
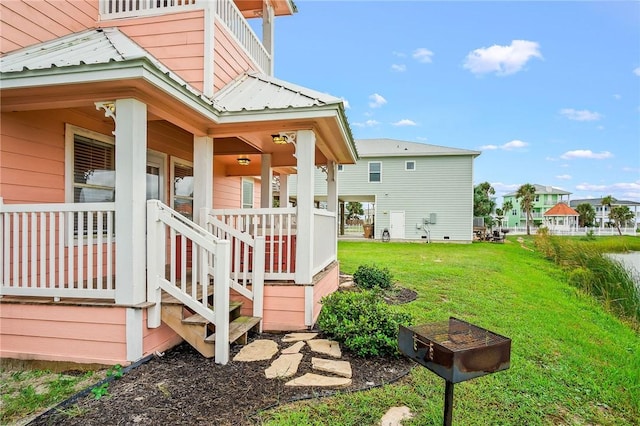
[0,28,357,169]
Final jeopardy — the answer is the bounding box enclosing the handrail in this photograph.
[202,208,264,322]
[146,200,231,364]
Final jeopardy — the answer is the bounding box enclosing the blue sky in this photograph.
[270,1,640,204]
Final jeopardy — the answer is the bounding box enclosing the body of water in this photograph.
[607,252,640,288]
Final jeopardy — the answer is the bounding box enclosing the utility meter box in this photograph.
[424,213,437,225]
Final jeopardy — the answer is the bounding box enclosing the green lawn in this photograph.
[260,237,640,425]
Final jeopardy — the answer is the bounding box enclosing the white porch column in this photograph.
[295,130,315,284]
[262,1,275,76]
[193,135,214,225]
[261,154,273,208]
[279,173,290,207]
[326,161,338,214]
[114,98,147,305]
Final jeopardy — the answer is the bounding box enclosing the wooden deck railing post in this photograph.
[252,236,265,331]
[214,239,230,365]
[146,200,164,328]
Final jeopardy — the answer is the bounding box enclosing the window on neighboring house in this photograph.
[369,162,381,182]
[172,159,194,219]
[242,179,254,208]
[337,164,343,172]
[511,209,517,216]
[534,195,540,202]
[405,161,416,171]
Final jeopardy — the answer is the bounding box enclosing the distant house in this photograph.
[289,138,481,243]
[503,185,571,228]
[570,198,640,228]
[543,202,579,233]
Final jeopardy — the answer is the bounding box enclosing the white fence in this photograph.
[500,226,637,236]
[0,199,116,299]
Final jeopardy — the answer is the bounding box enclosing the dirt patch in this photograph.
[30,333,415,426]
[384,287,418,305]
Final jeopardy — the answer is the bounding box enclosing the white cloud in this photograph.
[556,174,572,180]
[546,156,558,161]
[352,119,380,128]
[480,144,498,150]
[368,93,387,108]
[560,150,613,160]
[559,108,602,121]
[597,125,604,130]
[463,40,542,76]
[391,64,406,72]
[413,48,434,63]
[392,119,417,126]
[392,51,406,58]
[576,181,640,196]
[480,140,528,151]
[623,166,640,173]
[634,67,640,76]
[613,94,621,100]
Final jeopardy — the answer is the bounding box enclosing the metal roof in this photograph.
[504,184,572,197]
[212,71,345,113]
[570,198,640,207]
[354,138,481,157]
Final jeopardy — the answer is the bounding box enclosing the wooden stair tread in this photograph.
[205,316,261,344]
[180,301,243,325]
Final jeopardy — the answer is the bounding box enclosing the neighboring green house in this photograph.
[288,138,481,242]
[503,184,572,228]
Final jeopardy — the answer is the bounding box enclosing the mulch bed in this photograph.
[30,287,418,426]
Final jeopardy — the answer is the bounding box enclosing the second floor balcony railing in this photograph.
[99,0,271,74]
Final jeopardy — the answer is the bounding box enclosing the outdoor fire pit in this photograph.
[398,317,511,425]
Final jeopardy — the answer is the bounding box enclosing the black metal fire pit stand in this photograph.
[444,380,454,426]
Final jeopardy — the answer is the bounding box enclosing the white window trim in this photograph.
[368,161,382,183]
[242,178,254,208]
[64,124,115,245]
[65,124,115,203]
[170,157,194,213]
[147,150,167,203]
[405,160,416,171]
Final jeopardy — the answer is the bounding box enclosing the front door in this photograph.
[390,211,405,239]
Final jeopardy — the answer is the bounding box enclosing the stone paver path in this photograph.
[233,339,279,362]
[307,339,342,358]
[285,373,352,388]
[264,353,303,379]
[379,406,414,426]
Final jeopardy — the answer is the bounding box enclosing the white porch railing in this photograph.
[0,199,116,299]
[202,208,264,320]
[313,209,337,275]
[207,208,297,281]
[99,0,271,73]
[146,200,231,364]
[500,226,637,236]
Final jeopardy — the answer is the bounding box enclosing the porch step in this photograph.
[206,315,261,346]
[161,297,260,359]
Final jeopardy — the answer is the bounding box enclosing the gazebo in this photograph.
[543,202,580,233]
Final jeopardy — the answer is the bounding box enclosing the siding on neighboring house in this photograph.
[0,0,97,53]
[291,153,476,242]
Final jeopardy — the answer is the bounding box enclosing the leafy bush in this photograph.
[317,290,412,357]
[352,264,394,290]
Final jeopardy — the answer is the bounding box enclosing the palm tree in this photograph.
[515,183,536,235]
[601,195,615,228]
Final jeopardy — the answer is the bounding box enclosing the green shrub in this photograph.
[317,290,412,357]
[352,264,394,290]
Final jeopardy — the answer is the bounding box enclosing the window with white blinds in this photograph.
[74,135,115,203]
[242,179,254,208]
[173,161,194,219]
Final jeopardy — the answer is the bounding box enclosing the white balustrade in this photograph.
[313,209,337,275]
[0,200,116,299]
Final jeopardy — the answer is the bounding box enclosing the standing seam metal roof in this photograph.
[354,138,481,157]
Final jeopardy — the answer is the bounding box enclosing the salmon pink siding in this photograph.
[312,263,339,322]
[102,10,206,93]
[213,160,242,209]
[0,304,127,364]
[213,20,258,90]
[0,0,97,54]
[0,303,182,365]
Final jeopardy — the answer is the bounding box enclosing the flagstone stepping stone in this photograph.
[311,357,352,378]
[265,353,303,379]
[233,339,279,362]
[281,332,318,342]
[379,406,414,426]
[285,373,352,388]
[307,339,341,358]
[281,341,305,354]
